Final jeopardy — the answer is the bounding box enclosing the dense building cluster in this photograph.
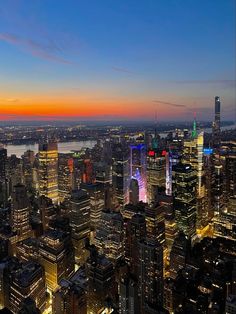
[0,97,235,313]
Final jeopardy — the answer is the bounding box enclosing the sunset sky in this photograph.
[0,0,235,121]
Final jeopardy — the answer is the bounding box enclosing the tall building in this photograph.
[11,184,32,243]
[81,183,104,231]
[212,153,225,216]
[87,249,116,313]
[169,232,190,279]
[147,149,166,203]
[225,149,236,199]
[9,262,46,314]
[183,131,207,229]
[16,238,39,263]
[145,202,165,246]
[0,148,8,208]
[172,163,197,240]
[130,144,147,202]
[52,281,87,314]
[38,195,57,232]
[112,143,130,207]
[125,213,146,273]
[212,96,221,148]
[22,150,35,192]
[58,153,74,203]
[94,209,124,263]
[129,178,139,205]
[39,230,74,291]
[138,239,163,312]
[38,141,59,204]
[119,273,140,314]
[69,190,90,265]
[81,159,94,184]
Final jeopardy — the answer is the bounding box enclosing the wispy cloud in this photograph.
[5,98,19,102]
[112,66,136,74]
[171,79,236,87]
[153,100,186,108]
[0,32,73,64]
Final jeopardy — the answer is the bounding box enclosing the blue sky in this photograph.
[0,0,235,121]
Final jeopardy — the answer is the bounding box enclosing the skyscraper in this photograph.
[183,131,206,229]
[125,213,146,273]
[11,184,32,244]
[9,262,47,314]
[39,230,74,292]
[58,153,74,203]
[38,141,59,204]
[130,144,147,202]
[147,149,166,203]
[52,282,87,314]
[212,96,221,148]
[172,164,197,240]
[87,249,116,313]
[119,273,140,314]
[81,183,104,231]
[112,143,130,207]
[94,209,124,263]
[129,178,139,205]
[69,190,90,265]
[0,148,7,208]
[138,239,163,312]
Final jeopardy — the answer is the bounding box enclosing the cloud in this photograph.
[112,66,136,74]
[171,79,236,87]
[153,100,186,108]
[0,32,73,64]
[6,98,19,102]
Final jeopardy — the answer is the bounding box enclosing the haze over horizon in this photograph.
[0,0,235,122]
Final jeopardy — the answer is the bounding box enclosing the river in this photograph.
[4,140,97,157]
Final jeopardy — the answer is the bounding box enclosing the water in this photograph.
[4,124,235,157]
[5,140,97,157]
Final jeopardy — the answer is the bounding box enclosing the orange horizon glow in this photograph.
[0,93,188,120]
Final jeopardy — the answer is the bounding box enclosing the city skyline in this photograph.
[0,0,235,121]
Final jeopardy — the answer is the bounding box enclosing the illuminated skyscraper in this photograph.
[212,96,221,148]
[138,239,163,312]
[52,282,87,314]
[112,143,130,207]
[129,178,139,205]
[130,144,147,202]
[172,164,197,240]
[38,195,57,232]
[38,141,59,204]
[81,158,94,184]
[58,153,74,203]
[11,184,32,243]
[212,153,225,216]
[125,213,146,273]
[87,249,116,313]
[39,230,74,292]
[183,131,207,229]
[69,190,90,265]
[22,150,35,192]
[81,183,104,231]
[145,202,165,246]
[9,262,47,314]
[169,232,190,279]
[147,149,166,203]
[0,148,8,208]
[94,209,124,263]
[119,273,140,314]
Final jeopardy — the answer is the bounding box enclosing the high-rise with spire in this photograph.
[212,96,221,148]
